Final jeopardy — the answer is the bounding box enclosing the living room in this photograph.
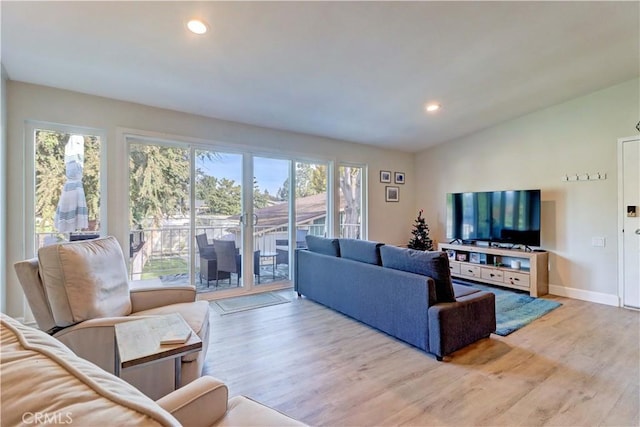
[1,2,639,426]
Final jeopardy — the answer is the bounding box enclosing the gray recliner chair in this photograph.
[13,236,211,400]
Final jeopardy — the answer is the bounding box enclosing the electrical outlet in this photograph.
[592,237,606,247]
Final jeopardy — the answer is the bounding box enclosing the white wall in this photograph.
[4,81,416,318]
[0,65,7,313]
[416,78,640,305]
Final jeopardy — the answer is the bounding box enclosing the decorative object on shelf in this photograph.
[510,260,521,270]
[456,253,468,262]
[407,209,433,251]
[394,172,405,184]
[470,252,480,263]
[380,170,391,183]
[385,186,399,202]
[446,249,456,260]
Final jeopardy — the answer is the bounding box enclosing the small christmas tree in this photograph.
[408,209,434,251]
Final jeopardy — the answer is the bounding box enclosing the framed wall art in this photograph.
[385,186,399,202]
[380,170,391,183]
[394,172,405,184]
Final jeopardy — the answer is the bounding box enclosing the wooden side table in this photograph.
[114,313,202,390]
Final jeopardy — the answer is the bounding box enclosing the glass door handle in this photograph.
[238,213,258,226]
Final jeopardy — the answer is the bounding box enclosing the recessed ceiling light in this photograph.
[187,19,208,35]
[425,103,441,113]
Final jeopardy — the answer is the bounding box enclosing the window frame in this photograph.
[24,121,107,257]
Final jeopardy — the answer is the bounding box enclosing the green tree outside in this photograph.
[129,144,190,227]
[277,163,327,200]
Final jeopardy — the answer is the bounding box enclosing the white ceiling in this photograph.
[2,1,638,152]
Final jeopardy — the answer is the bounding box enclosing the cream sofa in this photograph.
[13,236,210,399]
[1,313,305,426]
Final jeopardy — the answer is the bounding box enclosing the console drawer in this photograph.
[449,261,461,274]
[460,265,481,278]
[504,271,530,288]
[481,268,504,282]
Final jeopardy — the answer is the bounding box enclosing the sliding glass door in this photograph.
[129,142,192,285]
[253,156,291,284]
[129,143,251,293]
[295,161,328,238]
[127,136,336,296]
[253,158,330,285]
[195,150,244,291]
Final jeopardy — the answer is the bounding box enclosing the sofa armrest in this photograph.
[427,291,496,359]
[129,282,196,312]
[156,376,228,427]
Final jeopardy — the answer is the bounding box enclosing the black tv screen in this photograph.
[446,190,541,246]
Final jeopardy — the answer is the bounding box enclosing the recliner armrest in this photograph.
[53,316,142,373]
[156,376,228,427]
[129,282,196,312]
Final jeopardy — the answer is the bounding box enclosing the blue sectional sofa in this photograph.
[294,237,496,360]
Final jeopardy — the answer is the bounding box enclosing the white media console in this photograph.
[438,243,549,297]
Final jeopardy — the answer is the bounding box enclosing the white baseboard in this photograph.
[549,284,620,307]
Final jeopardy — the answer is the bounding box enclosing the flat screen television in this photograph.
[446,189,541,247]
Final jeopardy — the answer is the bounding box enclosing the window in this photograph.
[338,165,364,239]
[32,127,103,250]
[129,142,191,283]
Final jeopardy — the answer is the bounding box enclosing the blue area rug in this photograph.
[455,281,562,336]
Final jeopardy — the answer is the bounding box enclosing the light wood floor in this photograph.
[203,290,639,426]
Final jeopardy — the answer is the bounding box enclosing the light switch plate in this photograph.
[592,237,606,247]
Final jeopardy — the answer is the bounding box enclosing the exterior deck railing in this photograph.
[35,221,361,290]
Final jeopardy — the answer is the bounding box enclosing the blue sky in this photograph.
[196,154,289,195]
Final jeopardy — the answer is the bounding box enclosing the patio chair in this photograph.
[275,229,309,267]
[195,233,229,287]
[213,239,260,286]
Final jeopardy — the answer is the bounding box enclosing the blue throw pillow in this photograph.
[339,239,384,265]
[380,245,456,303]
[305,235,341,257]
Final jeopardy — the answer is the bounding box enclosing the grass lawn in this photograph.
[142,256,188,279]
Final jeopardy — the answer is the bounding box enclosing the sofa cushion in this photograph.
[0,314,178,426]
[380,246,456,303]
[339,239,384,265]
[305,235,341,257]
[38,236,132,327]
